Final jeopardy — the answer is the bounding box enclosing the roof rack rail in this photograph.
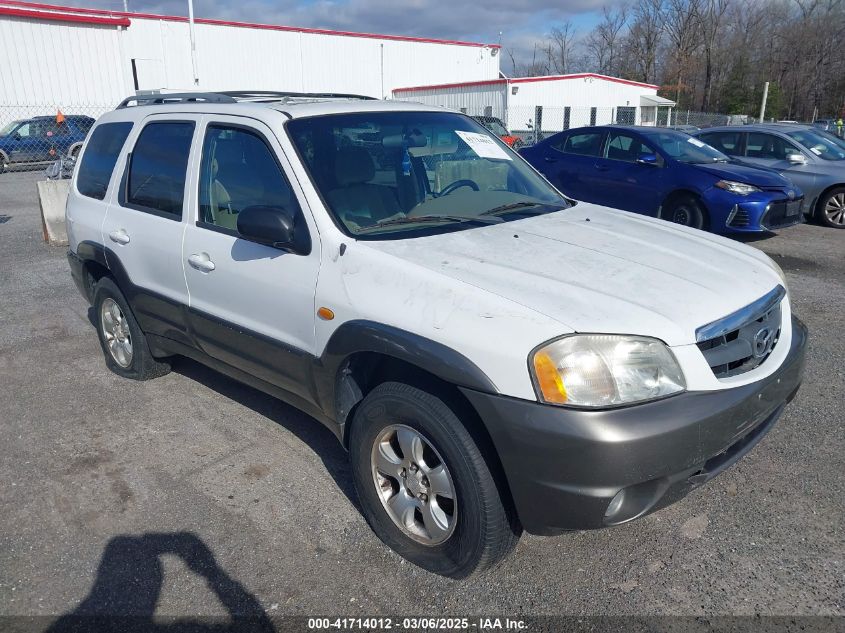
[220,90,376,101]
[116,92,237,109]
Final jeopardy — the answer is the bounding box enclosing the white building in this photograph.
[393,73,676,134]
[0,0,500,120]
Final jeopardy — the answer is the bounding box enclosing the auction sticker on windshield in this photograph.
[455,131,512,160]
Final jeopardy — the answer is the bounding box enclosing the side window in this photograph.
[555,132,605,157]
[76,122,134,201]
[198,125,300,234]
[126,121,195,218]
[15,122,32,138]
[606,132,649,162]
[745,133,802,160]
[699,131,741,154]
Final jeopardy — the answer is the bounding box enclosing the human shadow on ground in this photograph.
[47,531,276,633]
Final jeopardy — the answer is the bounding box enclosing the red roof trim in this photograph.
[0,0,499,48]
[510,73,659,90]
[393,73,659,94]
[0,4,129,26]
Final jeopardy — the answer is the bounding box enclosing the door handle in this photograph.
[594,163,609,171]
[544,155,558,163]
[108,229,130,245]
[188,252,216,273]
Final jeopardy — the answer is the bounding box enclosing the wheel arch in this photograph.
[813,182,845,214]
[332,347,518,528]
[660,188,710,226]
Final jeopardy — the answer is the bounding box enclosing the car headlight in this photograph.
[530,335,686,408]
[769,259,789,294]
[715,180,760,195]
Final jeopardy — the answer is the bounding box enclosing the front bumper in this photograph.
[703,187,803,233]
[461,316,807,535]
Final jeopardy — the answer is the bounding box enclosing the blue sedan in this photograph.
[519,125,803,233]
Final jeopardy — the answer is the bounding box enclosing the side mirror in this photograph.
[237,205,297,250]
[12,133,21,141]
[636,153,659,166]
[787,153,807,165]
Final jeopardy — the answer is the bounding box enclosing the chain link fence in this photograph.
[0,104,112,173]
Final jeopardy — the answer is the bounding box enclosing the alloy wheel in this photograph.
[824,192,845,225]
[100,298,133,368]
[370,424,457,545]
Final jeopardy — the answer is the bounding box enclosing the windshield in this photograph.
[645,130,729,163]
[0,120,23,136]
[786,129,845,161]
[287,111,566,239]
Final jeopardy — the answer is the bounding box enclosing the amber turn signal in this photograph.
[532,352,567,404]
[317,307,335,320]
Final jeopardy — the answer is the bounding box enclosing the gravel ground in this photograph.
[0,169,842,626]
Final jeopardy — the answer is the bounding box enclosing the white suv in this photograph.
[66,92,807,578]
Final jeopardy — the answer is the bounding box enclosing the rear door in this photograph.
[101,114,197,345]
[697,130,743,159]
[181,115,321,400]
[539,130,607,202]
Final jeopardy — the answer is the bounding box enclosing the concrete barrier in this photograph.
[37,180,70,246]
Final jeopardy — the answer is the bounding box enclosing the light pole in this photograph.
[188,0,199,86]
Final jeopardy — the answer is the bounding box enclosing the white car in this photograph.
[66,92,807,578]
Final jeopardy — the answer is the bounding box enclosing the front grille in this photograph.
[763,200,803,229]
[696,286,785,378]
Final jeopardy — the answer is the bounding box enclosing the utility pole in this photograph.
[759,81,769,123]
[188,0,199,86]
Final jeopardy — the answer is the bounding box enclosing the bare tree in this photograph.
[547,21,578,74]
[584,6,628,75]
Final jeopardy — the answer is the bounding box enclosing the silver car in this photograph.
[696,124,845,228]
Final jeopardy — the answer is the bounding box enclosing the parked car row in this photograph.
[518,122,845,230]
[0,114,94,173]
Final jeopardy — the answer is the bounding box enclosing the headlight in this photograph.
[530,335,686,408]
[715,180,759,195]
[769,259,789,294]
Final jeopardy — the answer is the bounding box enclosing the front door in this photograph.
[598,130,664,215]
[741,132,818,196]
[181,115,321,401]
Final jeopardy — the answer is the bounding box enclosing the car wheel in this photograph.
[663,195,705,229]
[816,187,845,228]
[93,277,170,380]
[69,144,82,160]
[349,381,520,578]
[512,139,524,151]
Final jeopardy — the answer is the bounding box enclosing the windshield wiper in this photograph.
[356,214,502,233]
[480,201,566,217]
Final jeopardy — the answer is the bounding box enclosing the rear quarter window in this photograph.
[76,122,134,201]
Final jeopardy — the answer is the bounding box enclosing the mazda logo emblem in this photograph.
[753,327,776,358]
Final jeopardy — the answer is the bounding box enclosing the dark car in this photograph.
[696,123,845,228]
[520,125,803,233]
[0,115,94,173]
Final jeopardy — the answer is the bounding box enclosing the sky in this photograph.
[52,0,615,71]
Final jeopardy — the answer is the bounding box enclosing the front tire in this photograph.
[816,187,845,228]
[349,382,519,578]
[93,277,170,380]
[663,195,705,229]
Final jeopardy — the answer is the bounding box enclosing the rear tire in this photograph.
[349,381,520,578]
[663,194,705,229]
[93,277,170,380]
[816,187,845,228]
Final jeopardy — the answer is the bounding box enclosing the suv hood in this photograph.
[364,205,782,346]
[695,161,790,187]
